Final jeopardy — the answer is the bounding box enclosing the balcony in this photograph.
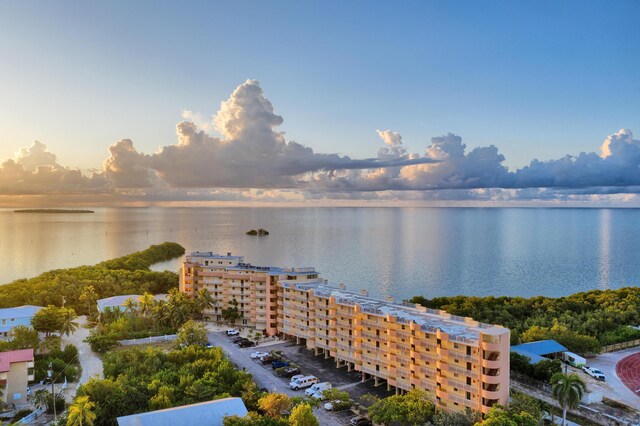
[481,341,501,351]
[440,378,477,393]
[481,388,502,399]
[481,371,502,384]
[481,357,502,369]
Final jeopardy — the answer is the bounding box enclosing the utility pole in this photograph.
[47,362,57,421]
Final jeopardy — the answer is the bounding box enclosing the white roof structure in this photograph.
[97,294,167,312]
[116,397,248,426]
[0,305,42,320]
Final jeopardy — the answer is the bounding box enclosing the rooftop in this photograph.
[116,397,248,426]
[0,305,42,320]
[0,349,34,372]
[280,279,507,343]
[511,339,567,364]
[187,251,244,260]
[97,294,167,310]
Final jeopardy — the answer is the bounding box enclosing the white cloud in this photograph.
[2,80,640,206]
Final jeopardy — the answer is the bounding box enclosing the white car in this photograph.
[251,351,269,359]
[289,374,305,383]
[324,399,350,411]
[226,329,240,336]
[582,366,606,381]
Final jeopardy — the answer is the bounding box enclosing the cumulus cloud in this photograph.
[3,80,640,206]
[103,139,154,188]
[120,80,436,189]
[0,142,105,194]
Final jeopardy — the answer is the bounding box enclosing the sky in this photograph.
[1,1,640,206]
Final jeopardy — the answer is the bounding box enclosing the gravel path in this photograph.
[61,315,103,384]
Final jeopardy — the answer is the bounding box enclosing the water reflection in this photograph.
[598,209,611,290]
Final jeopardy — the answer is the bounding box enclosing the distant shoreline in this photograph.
[14,209,95,214]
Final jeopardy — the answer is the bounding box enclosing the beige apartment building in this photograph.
[179,252,319,336]
[181,253,510,414]
[0,349,35,406]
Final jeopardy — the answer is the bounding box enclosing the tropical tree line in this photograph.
[223,392,319,426]
[85,288,215,353]
[411,286,640,353]
[0,242,184,314]
[67,345,262,426]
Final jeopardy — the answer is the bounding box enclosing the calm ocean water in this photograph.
[1,207,638,300]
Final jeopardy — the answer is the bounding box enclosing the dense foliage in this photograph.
[34,343,81,383]
[85,289,213,353]
[411,287,640,352]
[510,353,562,382]
[74,345,260,426]
[224,394,319,426]
[367,389,435,426]
[0,242,184,314]
[0,325,39,352]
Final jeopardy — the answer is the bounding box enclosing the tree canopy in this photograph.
[0,242,184,314]
[411,286,640,352]
[75,345,259,426]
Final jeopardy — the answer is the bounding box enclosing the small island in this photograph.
[14,209,95,214]
[246,228,269,236]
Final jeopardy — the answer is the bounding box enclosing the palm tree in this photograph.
[195,289,215,319]
[60,316,79,336]
[67,395,97,426]
[550,372,585,425]
[79,286,98,318]
[122,297,139,315]
[138,293,155,318]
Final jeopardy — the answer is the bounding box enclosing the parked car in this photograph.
[232,336,247,344]
[582,366,606,381]
[226,329,240,336]
[289,374,305,383]
[251,351,270,359]
[289,375,318,390]
[205,342,214,349]
[324,399,351,411]
[260,355,275,364]
[350,416,372,426]
[281,366,301,378]
[305,382,332,397]
[238,340,255,348]
[272,361,289,369]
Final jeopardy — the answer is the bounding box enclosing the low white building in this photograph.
[97,294,167,313]
[116,397,248,426]
[0,306,43,340]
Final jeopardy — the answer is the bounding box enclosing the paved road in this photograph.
[61,316,103,384]
[208,331,344,426]
[589,347,640,408]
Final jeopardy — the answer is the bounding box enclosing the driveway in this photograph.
[61,316,103,384]
[589,347,640,408]
[208,331,346,426]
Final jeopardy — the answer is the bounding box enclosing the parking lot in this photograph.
[208,330,392,425]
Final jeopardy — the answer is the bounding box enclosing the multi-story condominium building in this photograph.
[0,306,42,340]
[180,252,319,336]
[181,253,510,414]
[0,349,35,406]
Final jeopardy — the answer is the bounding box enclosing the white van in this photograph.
[289,375,319,390]
[305,382,332,397]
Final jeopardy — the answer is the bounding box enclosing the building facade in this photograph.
[0,349,35,406]
[179,252,318,336]
[0,306,42,340]
[181,253,510,414]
